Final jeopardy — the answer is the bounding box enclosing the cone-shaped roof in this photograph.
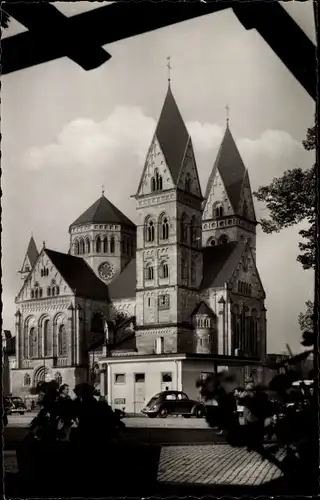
[205,124,246,211]
[25,236,39,268]
[70,195,135,229]
[155,84,190,184]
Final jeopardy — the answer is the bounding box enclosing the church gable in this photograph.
[136,135,174,197]
[177,139,202,198]
[229,245,265,299]
[16,249,73,302]
[203,169,233,221]
[21,254,33,275]
[238,170,256,221]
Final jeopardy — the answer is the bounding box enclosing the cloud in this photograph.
[3,105,314,352]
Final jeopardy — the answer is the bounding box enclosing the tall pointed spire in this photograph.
[204,124,246,211]
[155,85,189,184]
[166,56,172,84]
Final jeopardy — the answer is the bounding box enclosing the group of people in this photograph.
[28,381,124,446]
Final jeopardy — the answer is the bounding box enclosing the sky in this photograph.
[2,1,316,354]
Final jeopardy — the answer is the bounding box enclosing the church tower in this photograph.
[202,122,257,258]
[134,84,203,354]
[19,236,39,280]
[69,193,136,284]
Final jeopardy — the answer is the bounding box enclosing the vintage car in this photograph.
[141,390,206,418]
[4,396,27,415]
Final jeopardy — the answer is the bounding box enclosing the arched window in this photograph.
[160,261,169,279]
[152,169,163,191]
[35,289,39,299]
[47,287,51,297]
[146,263,154,280]
[96,236,101,253]
[110,236,115,253]
[74,240,79,255]
[52,287,56,297]
[85,238,91,254]
[146,219,155,242]
[103,237,108,253]
[151,177,156,192]
[218,234,229,245]
[215,205,223,217]
[185,174,191,193]
[55,372,62,386]
[181,257,188,280]
[191,216,197,245]
[43,319,51,356]
[180,213,189,243]
[160,215,169,240]
[231,305,240,354]
[31,290,35,299]
[29,327,37,358]
[24,374,31,386]
[79,239,85,255]
[39,288,43,298]
[58,324,67,357]
[210,239,216,246]
[56,286,60,296]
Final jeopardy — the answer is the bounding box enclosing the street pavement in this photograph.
[8,412,210,428]
[5,444,285,487]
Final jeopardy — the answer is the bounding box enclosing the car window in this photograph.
[165,394,176,400]
[177,393,188,400]
[12,397,23,402]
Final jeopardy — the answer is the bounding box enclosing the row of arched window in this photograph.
[238,281,252,296]
[208,234,229,246]
[151,169,193,194]
[145,261,169,280]
[196,317,213,329]
[74,235,134,256]
[30,285,60,299]
[41,268,49,277]
[23,371,63,387]
[231,306,259,357]
[146,216,169,242]
[24,321,68,359]
[145,214,200,247]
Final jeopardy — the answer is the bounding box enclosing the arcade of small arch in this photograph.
[73,235,134,257]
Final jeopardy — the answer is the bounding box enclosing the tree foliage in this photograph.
[298,300,314,333]
[253,125,316,270]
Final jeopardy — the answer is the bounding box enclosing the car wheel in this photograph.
[159,408,168,418]
[147,414,157,418]
[195,406,205,418]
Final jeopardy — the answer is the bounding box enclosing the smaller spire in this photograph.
[101,184,105,196]
[166,56,172,84]
[225,103,230,126]
[43,240,46,248]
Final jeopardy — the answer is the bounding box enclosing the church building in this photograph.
[11,84,267,412]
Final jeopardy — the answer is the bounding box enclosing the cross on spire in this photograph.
[166,56,172,83]
[101,184,105,196]
[225,103,230,125]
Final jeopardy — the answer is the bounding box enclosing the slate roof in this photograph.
[192,301,216,317]
[25,236,39,268]
[70,195,135,229]
[201,242,246,290]
[108,258,136,300]
[205,124,246,212]
[45,249,110,301]
[155,84,190,184]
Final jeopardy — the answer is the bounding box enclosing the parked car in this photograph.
[5,396,27,415]
[141,390,206,418]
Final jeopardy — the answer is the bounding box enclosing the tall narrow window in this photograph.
[151,177,156,192]
[85,238,91,254]
[103,237,108,253]
[181,213,189,242]
[24,374,31,386]
[191,216,197,245]
[185,173,191,193]
[96,236,101,253]
[29,327,37,358]
[160,261,169,279]
[79,239,85,255]
[74,240,79,255]
[146,220,155,242]
[58,324,67,357]
[155,169,162,191]
[191,261,196,284]
[43,319,51,356]
[110,236,115,253]
[215,205,223,217]
[146,263,154,280]
[160,216,169,240]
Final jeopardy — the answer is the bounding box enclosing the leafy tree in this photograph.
[298,300,314,333]
[253,125,316,270]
